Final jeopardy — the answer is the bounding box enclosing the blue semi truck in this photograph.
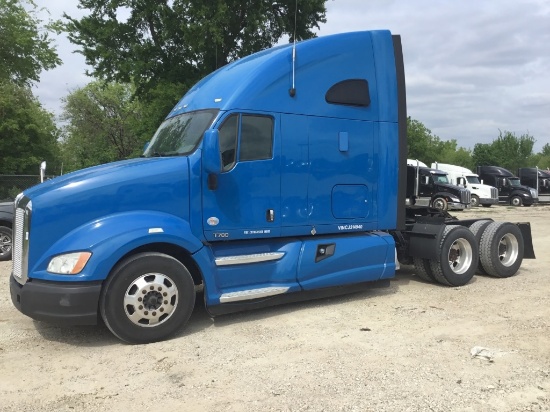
[9,31,534,343]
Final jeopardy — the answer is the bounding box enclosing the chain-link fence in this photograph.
[0,175,45,202]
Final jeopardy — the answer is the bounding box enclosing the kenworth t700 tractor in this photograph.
[10,31,534,343]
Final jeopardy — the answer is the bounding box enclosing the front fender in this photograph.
[431,192,459,202]
[29,211,204,282]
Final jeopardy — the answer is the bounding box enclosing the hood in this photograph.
[434,182,463,196]
[468,183,493,190]
[22,157,191,261]
[515,185,535,193]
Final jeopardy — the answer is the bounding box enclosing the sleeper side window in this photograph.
[218,114,239,171]
[239,115,273,161]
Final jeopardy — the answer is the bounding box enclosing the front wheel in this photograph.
[511,196,523,207]
[470,195,480,207]
[432,197,448,211]
[0,226,12,261]
[100,252,196,344]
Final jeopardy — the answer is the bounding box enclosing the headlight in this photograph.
[47,252,91,275]
[448,196,460,202]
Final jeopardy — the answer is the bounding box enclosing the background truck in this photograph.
[477,166,538,206]
[432,162,498,207]
[406,160,470,211]
[9,31,535,344]
[0,201,13,261]
[518,167,550,203]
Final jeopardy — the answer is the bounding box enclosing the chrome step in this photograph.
[219,286,289,303]
[215,252,285,266]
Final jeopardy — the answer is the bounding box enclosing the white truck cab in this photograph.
[432,162,498,207]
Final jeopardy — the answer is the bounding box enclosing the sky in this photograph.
[32,0,550,152]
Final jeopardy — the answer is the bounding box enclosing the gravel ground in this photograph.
[0,205,549,412]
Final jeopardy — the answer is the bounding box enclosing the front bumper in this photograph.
[479,198,499,205]
[448,202,469,210]
[10,275,102,325]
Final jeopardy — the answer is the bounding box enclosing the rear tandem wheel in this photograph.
[413,257,437,283]
[429,225,479,286]
[479,222,524,278]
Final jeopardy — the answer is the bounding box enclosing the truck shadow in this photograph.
[182,286,399,335]
[31,270,462,346]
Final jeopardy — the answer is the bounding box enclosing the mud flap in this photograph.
[406,221,445,261]
[516,222,535,259]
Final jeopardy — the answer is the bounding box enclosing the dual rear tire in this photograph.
[414,225,478,287]
[413,221,525,286]
[478,222,524,277]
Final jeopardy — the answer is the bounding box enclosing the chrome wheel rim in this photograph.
[447,238,473,274]
[124,273,179,327]
[498,234,519,267]
[433,199,445,210]
[0,233,11,256]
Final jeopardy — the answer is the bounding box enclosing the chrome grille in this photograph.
[12,208,24,279]
[490,187,498,200]
[460,189,471,205]
[12,196,30,284]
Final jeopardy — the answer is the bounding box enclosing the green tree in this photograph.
[472,143,499,168]
[0,0,61,87]
[407,117,451,165]
[492,130,535,172]
[63,0,327,97]
[60,81,145,172]
[0,81,61,174]
[472,130,535,172]
[437,141,474,170]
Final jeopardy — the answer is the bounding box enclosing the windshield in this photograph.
[509,177,521,187]
[143,109,219,157]
[466,176,480,184]
[432,174,449,184]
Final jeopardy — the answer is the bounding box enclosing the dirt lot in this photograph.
[0,205,549,412]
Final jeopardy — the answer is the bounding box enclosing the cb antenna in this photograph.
[289,0,298,97]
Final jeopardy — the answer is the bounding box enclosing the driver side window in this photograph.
[218,115,238,172]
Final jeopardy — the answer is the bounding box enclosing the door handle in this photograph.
[266,209,274,222]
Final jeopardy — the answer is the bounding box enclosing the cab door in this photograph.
[202,112,281,241]
[498,177,511,202]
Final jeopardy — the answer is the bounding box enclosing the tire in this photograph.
[479,222,524,278]
[470,195,480,207]
[468,220,492,275]
[100,252,196,344]
[482,204,492,208]
[432,197,448,211]
[510,196,522,207]
[0,226,12,261]
[413,257,437,282]
[429,225,479,286]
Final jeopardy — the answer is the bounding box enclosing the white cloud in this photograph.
[32,0,550,152]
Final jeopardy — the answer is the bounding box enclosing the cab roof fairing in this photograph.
[165,31,397,123]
